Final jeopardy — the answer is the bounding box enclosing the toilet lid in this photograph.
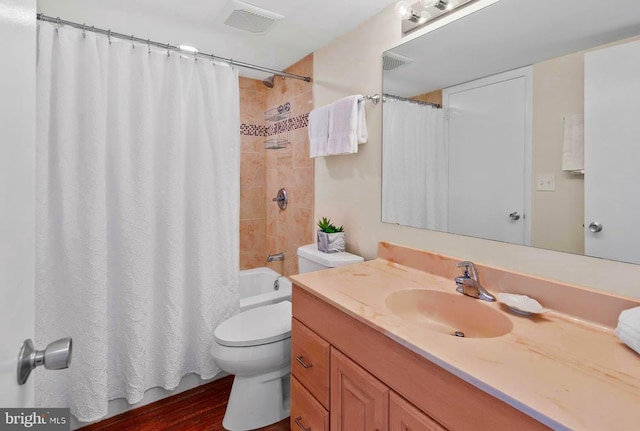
[214,301,292,347]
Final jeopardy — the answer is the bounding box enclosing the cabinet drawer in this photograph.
[291,375,329,431]
[390,391,447,431]
[292,318,330,408]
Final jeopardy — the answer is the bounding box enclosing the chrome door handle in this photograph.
[589,221,603,233]
[509,211,520,221]
[295,355,313,368]
[294,416,311,431]
[18,337,72,385]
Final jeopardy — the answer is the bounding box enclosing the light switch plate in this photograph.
[536,173,555,191]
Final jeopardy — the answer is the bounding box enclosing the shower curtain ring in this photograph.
[147,39,151,54]
[107,29,112,45]
[55,17,61,33]
[131,34,135,48]
[82,23,86,38]
[167,43,171,57]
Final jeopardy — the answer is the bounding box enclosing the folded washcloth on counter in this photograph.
[616,306,640,355]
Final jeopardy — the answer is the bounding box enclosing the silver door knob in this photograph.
[509,211,520,221]
[589,221,603,233]
[17,337,72,385]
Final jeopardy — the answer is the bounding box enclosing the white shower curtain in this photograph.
[35,22,240,422]
[382,100,447,230]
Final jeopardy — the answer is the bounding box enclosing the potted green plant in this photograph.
[317,217,345,253]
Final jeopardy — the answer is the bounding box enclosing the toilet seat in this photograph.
[215,300,291,347]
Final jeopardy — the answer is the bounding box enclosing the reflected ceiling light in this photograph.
[395,0,478,35]
[420,0,449,11]
[394,1,420,22]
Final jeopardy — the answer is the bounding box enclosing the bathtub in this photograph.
[239,267,292,312]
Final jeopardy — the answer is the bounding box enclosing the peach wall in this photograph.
[265,55,315,276]
[239,77,267,270]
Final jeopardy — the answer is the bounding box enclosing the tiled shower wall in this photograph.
[239,78,268,270]
[239,54,314,275]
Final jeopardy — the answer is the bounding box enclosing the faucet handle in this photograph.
[456,261,478,280]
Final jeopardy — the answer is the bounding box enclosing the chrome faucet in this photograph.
[454,261,496,302]
[267,252,285,262]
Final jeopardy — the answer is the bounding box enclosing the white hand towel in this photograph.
[357,99,368,144]
[562,114,584,173]
[308,105,331,158]
[327,95,362,155]
[616,306,640,355]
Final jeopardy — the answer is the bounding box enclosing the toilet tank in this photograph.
[297,244,364,273]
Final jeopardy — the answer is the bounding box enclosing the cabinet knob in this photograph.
[294,416,311,431]
[295,355,313,368]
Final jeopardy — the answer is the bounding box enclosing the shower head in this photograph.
[262,75,275,88]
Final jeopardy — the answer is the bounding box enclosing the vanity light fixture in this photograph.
[395,0,478,35]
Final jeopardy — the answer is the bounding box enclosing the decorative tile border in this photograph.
[240,124,268,137]
[240,113,309,137]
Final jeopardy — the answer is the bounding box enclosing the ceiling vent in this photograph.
[383,51,414,71]
[221,1,284,34]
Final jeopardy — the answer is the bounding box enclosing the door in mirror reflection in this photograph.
[445,67,531,246]
[585,39,640,264]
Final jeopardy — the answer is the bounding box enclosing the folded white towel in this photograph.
[616,306,640,355]
[327,95,366,156]
[562,114,584,173]
[308,104,331,158]
[357,99,368,144]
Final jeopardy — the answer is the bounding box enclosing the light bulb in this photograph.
[419,0,438,7]
[394,1,415,20]
[418,10,432,23]
[421,0,450,10]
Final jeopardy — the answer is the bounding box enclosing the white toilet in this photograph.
[211,244,363,431]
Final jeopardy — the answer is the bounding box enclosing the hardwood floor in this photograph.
[80,376,290,431]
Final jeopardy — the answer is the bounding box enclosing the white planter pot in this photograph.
[317,231,345,253]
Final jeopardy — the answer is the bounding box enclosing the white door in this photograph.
[584,40,640,264]
[0,0,37,407]
[444,67,532,245]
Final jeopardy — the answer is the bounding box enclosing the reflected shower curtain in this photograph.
[382,100,447,230]
[35,22,240,422]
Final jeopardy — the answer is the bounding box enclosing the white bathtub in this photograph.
[239,267,292,312]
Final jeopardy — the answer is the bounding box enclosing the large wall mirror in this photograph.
[382,0,640,265]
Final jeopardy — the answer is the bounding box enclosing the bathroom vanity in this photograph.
[289,242,640,431]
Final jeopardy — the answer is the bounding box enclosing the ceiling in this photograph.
[37,0,398,80]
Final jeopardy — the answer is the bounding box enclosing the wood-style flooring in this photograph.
[80,375,290,431]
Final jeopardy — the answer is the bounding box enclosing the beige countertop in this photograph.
[290,251,640,431]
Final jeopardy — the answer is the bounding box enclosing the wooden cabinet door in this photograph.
[330,347,389,431]
[390,392,447,431]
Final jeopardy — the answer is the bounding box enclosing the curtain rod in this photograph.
[383,93,441,108]
[37,14,312,83]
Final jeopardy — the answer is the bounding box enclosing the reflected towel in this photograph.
[562,114,584,173]
[616,306,640,355]
[308,104,330,158]
[327,95,367,155]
